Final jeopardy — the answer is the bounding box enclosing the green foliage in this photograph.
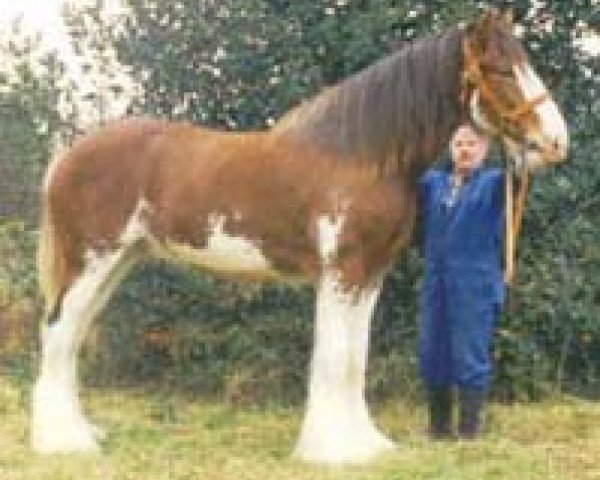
[488,0,600,399]
[85,261,314,405]
[0,220,39,370]
[114,0,479,127]
[0,220,38,303]
[0,23,75,371]
[0,22,77,221]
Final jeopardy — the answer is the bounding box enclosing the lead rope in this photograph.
[504,157,530,285]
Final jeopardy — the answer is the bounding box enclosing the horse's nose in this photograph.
[549,136,568,163]
[538,98,568,162]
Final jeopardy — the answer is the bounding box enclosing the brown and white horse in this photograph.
[32,9,567,463]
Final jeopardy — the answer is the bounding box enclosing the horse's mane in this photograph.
[273,26,466,179]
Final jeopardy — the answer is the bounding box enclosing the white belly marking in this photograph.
[162,214,275,276]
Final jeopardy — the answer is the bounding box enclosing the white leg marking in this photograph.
[514,63,568,150]
[32,206,146,454]
[316,214,345,261]
[295,273,394,464]
[295,215,395,465]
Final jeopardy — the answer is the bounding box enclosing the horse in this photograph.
[32,8,567,464]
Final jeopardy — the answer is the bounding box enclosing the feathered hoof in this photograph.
[31,418,101,454]
[31,379,102,454]
[293,428,396,465]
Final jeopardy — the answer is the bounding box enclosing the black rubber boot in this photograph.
[427,387,455,440]
[458,388,486,439]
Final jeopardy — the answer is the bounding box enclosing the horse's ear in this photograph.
[501,7,515,26]
[468,7,496,47]
[482,5,502,22]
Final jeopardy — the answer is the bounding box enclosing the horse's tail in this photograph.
[37,162,69,318]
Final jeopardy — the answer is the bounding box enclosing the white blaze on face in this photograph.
[513,63,569,155]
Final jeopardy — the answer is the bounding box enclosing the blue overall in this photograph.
[417,166,504,390]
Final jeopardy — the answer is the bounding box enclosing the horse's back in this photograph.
[42,118,271,250]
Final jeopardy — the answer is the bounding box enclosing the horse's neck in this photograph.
[273,28,465,179]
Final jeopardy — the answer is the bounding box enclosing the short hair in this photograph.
[451,123,487,143]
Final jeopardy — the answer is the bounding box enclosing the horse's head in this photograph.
[463,8,568,170]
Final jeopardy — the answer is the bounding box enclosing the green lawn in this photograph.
[1,375,599,480]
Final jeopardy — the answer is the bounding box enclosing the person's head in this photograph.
[450,124,490,176]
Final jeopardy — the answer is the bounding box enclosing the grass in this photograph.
[1,374,599,480]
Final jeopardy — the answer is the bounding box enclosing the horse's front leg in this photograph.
[294,268,395,465]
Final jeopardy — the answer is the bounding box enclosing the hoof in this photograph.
[294,429,396,465]
[31,379,102,454]
[32,420,100,454]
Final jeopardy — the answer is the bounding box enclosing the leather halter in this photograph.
[461,37,542,285]
[461,37,548,146]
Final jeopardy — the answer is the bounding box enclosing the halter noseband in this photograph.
[461,37,548,151]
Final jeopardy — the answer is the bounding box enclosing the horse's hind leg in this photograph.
[32,235,143,453]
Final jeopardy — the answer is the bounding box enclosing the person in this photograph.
[417,123,505,440]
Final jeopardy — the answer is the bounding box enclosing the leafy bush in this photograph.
[0,220,40,376]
